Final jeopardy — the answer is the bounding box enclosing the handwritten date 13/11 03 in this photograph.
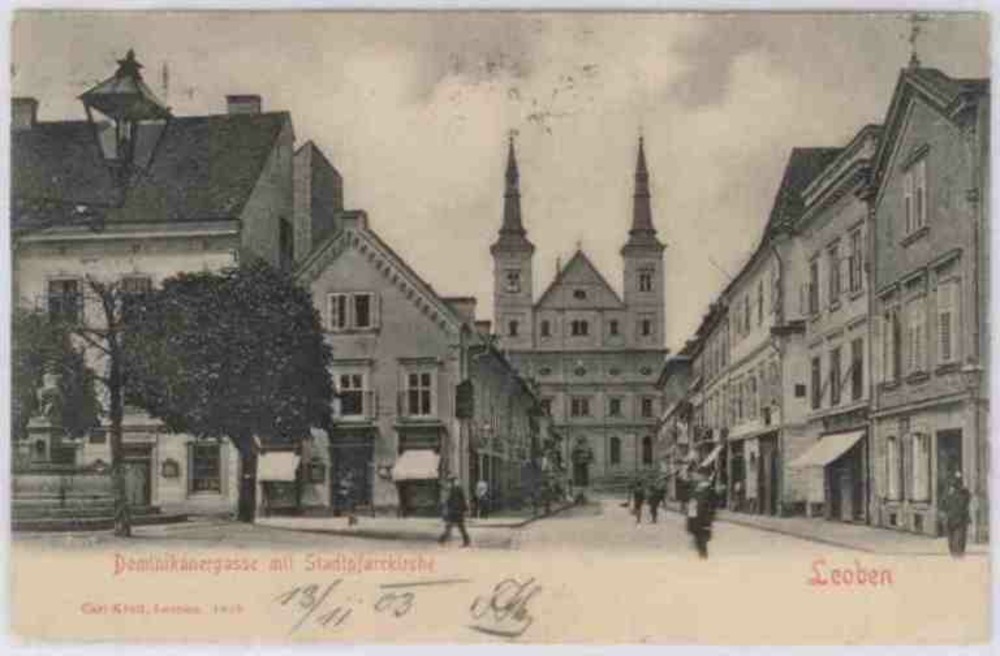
[273,578,422,635]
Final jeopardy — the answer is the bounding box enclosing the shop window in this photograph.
[910,432,931,502]
[190,442,221,493]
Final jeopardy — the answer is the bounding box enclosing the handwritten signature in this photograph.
[469,577,542,638]
[271,575,540,639]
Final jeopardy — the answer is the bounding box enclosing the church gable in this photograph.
[535,251,625,310]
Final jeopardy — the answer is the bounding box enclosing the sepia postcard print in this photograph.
[7,10,991,644]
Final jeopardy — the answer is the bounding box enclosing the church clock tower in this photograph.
[491,136,535,350]
[621,136,666,348]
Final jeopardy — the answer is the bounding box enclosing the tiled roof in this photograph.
[11,111,289,227]
[765,147,843,234]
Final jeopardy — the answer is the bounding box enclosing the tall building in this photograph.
[491,137,668,488]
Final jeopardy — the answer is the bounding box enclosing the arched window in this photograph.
[609,437,621,465]
[642,436,653,465]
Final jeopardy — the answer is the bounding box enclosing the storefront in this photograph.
[392,449,440,517]
[790,429,866,523]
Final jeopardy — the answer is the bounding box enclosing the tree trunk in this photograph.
[108,335,131,537]
[236,437,258,523]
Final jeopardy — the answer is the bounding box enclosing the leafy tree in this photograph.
[124,260,333,522]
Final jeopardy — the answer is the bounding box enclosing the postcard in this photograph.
[7,10,991,644]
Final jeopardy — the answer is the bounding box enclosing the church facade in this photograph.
[490,137,668,488]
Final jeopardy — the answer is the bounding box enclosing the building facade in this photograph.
[11,54,338,518]
[788,125,880,523]
[297,212,542,516]
[869,66,990,541]
[491,138,668,488]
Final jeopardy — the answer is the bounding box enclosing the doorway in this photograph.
[935,429,963,535]
[123,460,151,507]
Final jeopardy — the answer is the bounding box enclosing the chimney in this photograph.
[443,297,477,324]
[12,97,38,130]
[226,94,261,115]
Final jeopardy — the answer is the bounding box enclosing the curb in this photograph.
[258,501,578,543]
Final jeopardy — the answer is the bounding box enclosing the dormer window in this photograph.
[904,157,928,236]
[573,289,587,300]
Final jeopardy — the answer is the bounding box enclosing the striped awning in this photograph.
[392,450,440,482]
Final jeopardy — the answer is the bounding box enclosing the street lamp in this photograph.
[960,359,987,542]
[80,49,172,191]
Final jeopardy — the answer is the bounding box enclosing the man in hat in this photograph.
[941,471,971,557]
[686,465,716,559]
[439,476,471,547]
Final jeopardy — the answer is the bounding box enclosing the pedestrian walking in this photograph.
[631,478,646,524]
[686,466,716,559]
[647,480,665,524]
[941,471,971,558]
[475,478,489,519]
[439,476,471,547]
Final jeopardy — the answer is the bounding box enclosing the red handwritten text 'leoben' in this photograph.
[112,552,436,577]
[808,558,894,587]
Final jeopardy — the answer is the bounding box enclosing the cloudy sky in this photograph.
[11,11,988,350]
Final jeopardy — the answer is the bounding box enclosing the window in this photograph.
[883,308,902,382]
[910,432,931,501]
[641,397,653,418]
[811,357,822,410]
[808,260,819,315]
[851,338,864,401]
[608,397,622,417]
[330,293,348,331]
[757,280,764,326]
[743,295,751,333]
[641,319,652,337]
[540,398,552,416]
[827,245,841,306]
[904,158,928,234]
[405,371,434,417]
[886,436,900,500]
[337,373,366,417]
[279,218,294,270]
[571,320,589,336]
[638,269,653,292]
[642,436,653,465]
[504,270,521,293]
[570,397,591,417]
[849,229,863,292]
[329,292,378,331]
[48,279,81,324]
[907,297,927,374]
[748,376,758,419]
[508,320,519,337]
[937,280,959,365]
[120,275,152,321]
[353,293,373,329]
[190,442,221,493]
[573,289,587,300]
[830,347,842,406]
[609,437,621,465]
[770,265,780,313]
[609,319,619,336]
[540,320,550,338]
[88,428,107,445]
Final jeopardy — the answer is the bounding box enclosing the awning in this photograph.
[392,450,440,482]
[790,430,865,468]
[258,452,300,481]
[700,444,723,468]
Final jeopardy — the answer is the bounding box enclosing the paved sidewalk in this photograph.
[665,501,988,556]
[257,502,576,543]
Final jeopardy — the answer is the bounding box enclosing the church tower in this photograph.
[621,136,666,348]
[491,136,535,349]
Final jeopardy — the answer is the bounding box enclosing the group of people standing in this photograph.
[628,464,718,559]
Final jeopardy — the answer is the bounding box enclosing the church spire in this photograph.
[491,134,534,255]
[623,135,663,252]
